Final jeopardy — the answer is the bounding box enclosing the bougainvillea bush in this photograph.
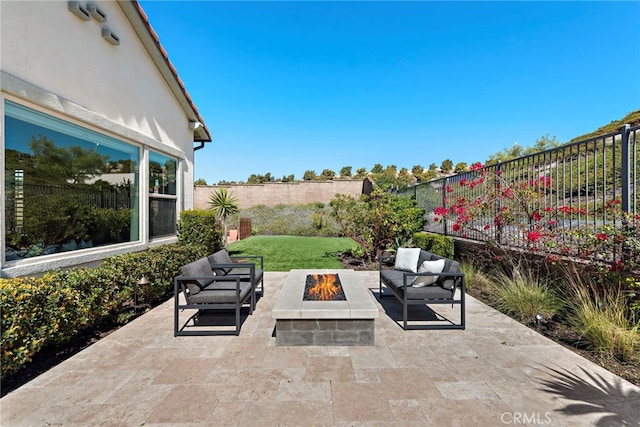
[433,162,640,273]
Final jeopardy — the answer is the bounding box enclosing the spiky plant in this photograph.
[491,267,564,325]
[208,188,239,249]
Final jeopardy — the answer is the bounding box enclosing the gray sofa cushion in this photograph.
[381,251,460,294]
[227,267,264,283]
[180,257,215,295]
[188,282,253,304]
[405,285,454,300]
[209,250,234,275]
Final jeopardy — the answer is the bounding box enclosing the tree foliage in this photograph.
[331,189,424,260]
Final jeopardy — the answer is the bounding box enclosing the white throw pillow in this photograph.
[412,259,446,287]
[394,248,421,273]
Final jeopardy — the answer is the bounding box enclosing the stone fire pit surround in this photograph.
[272,269,379,346]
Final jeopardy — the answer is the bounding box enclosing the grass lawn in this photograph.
[228,235,357,271]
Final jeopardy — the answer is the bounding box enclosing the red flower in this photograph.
[596,233,608,241]
[531,211,541,222]
[434,206,449,216]
[527,231,542,243]
[460,178,468,186]
[470,162,484,171]
[452,223,461,232]
[446,185,453,193]
[483,224,491,230]
[609,260,624,272]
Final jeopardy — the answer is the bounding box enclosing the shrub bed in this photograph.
[0,243,211,379]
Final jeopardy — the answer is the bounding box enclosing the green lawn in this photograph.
[228,235,357,271]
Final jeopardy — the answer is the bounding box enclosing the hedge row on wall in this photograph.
[413,231,455,258]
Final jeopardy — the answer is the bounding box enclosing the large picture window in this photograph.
[4,101,140,261]
[149,151,177,238]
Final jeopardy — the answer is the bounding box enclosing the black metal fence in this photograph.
[396,125,640,265]
[5,182,132,235]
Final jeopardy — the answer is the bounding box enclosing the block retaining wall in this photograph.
[194,179,367,210]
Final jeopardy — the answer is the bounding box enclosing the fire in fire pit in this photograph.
[303,274,346,301]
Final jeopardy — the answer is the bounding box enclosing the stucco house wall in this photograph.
[1,1,211,277]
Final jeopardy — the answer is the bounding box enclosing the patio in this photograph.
[1,270,639,426]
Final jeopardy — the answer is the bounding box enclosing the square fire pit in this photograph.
[272,269,379,346]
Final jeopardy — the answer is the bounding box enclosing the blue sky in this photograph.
[139,1,640,184]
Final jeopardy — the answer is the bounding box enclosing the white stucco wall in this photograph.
[0,1,203,276]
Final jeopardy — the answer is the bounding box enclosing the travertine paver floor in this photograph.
[1,271,639,426]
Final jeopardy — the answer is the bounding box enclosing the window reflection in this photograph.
[4,101,140,261]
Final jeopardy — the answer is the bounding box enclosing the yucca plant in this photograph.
[565,271,639,361]
[491,267,564,325]
[208,188,239,249]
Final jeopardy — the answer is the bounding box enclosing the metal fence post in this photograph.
[620,124,631,213]
[443,177,449,236]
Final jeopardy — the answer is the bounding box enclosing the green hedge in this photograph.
[412,231,454,258]
[177,209,224,254]
[0,243,208,378]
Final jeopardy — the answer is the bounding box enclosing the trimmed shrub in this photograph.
[0,243,208,378]
[413,232,454,258]
[177,209,223,253]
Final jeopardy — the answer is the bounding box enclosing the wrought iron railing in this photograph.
[396,125,640,266]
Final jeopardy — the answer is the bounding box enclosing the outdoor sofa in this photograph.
[379,248,465,330]
[174,250,264,336]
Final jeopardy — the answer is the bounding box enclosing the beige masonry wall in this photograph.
[194,179,367,209]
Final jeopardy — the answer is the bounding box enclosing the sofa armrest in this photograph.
[231,254,263,270]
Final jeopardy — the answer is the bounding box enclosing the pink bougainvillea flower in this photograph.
[434,206,449,216]
[527,231,542,243]
[503,188,515,198]
[609,260,624,272]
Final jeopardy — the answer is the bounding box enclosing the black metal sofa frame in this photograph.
[174,251,263,336]
[379,249,465,330]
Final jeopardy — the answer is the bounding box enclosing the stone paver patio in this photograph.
[1,271,639,426]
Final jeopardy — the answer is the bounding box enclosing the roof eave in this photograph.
[119,1,212,143]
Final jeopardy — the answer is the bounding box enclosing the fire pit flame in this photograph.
[304,274,346,301]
